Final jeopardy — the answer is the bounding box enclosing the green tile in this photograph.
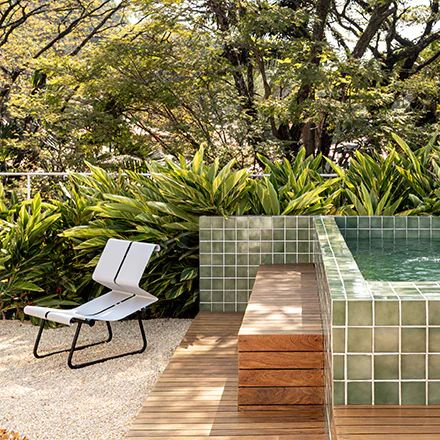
[374,355,399,380]
[237,230,249,241]
[224,279,236,290]
[383,217,394,228]
[237,254,248,265]
[199,291,211,302]
[346,217,358,228]
[273,217,284,228]
[332,328,345,353]
[348,328,372,352]
[225,254,236,265]
[260,242,272,253]
[273,230,284,240]
[333,382,345,405]
[224,242,236,253]
[402,382,425,405]
[402,354,426,379]
[298,242,309,253]
[237,291,249,303]
[297,217,309,228]
[211,217,224,228]
[286,229,296,240]
[212,254,223,265]
[212,230,224,240]
[402,301,426,325]
[285,217,297,228]
[347,355,372,380]
[408,217,419,228]
[223,217,236,229]
[285,241,297,252]
[429,328,440,352]
[261,229,272,240]
[212,291,223,302]
[200,267,211,277]
[375,328,399,353]
[212,266,223,277]
[199,303,212,311]
[236,303,247,312]
[333,355,345,380]
[370,217,382,228]
[359,217,370,228]
[375,382,399,404]
[237,279,248,290]
[298,229,309,240]
[224,291,235,302]
[211,303,224,312]
[333,300,346,326]
[249,229,260,240]
[212,279,223,290]
[224,302,235,312]
[395,229,407,239]
[236,267,247,277]
[347,382,372,404]
[407,229,418,239]
[428,382,440,404]
[395,217,407,228]
[429,355,440,379]
[199,230,211,240]
[249,254,260,265]
[402,328,426,353]
[375,301,399,325]
[429,301,440,325]
[419,217,431,228]
[348,301,372,326]
[273,242,284,253]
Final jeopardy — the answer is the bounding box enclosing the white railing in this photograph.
[0,171,338,200]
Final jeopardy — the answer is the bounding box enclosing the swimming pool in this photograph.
[346,238,440,281]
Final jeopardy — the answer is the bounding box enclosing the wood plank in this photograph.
[333,405,440,440]
[125,312,328,439]
[238,387,325,405]
[238,334,323,351]
[239,369,324,387]
[239,350,323,370]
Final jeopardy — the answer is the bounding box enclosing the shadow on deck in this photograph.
[125,312,328,440]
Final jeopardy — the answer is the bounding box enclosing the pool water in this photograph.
[346,238,440,281]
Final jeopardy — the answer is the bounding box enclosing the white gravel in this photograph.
[0,318,191,440]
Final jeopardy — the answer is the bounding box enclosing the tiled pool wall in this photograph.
[199,215,440,406]
[313,229,334,437]
[199,216,316,312]
[315,216,440,405]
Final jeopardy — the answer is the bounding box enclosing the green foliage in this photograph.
[0,138,439,320]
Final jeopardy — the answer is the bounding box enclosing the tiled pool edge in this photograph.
[315,216,440,405]
[199,215,440,406]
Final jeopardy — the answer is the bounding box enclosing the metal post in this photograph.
[26,174,31,200]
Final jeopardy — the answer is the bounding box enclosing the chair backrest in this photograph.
[92,239,160,295]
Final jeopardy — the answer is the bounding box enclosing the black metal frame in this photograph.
[33,311,147,369]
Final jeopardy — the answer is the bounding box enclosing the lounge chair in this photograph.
[24,238,160,369]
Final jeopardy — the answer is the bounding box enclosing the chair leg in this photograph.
[33,319,112,359]
[67,313,148,369]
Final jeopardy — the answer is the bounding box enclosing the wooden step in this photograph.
[237,264,324,410]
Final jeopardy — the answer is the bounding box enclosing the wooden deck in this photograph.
[334,406,440,439]
[125,312,328,439]
[238,264,324,409]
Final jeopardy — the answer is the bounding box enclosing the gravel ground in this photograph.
[0,318,191,440]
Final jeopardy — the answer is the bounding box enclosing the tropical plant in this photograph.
[61,148,253,317]
[252,149,341,215]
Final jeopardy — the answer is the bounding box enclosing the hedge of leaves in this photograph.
[0,134,439,320]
